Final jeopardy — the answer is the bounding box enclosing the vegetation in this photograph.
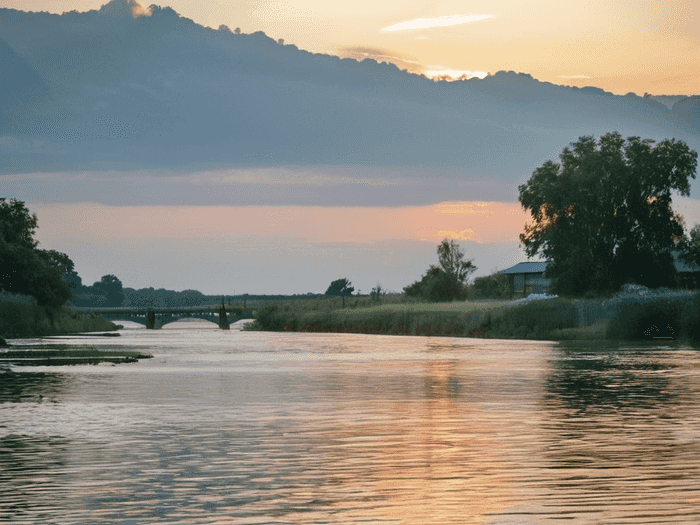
[479,298,579,340]
[0,198,72,308]
[471,271,512,299]
[605,293,700,343]
[248,296,505,336]
[324,278,355,307]
[0,344,152,366]
[519,132,697,296]
[404,239,477,302]
[0,294,120,338]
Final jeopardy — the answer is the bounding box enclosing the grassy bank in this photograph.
[0,296,120,339]
[249,298,510,337]
[247,292,700,344]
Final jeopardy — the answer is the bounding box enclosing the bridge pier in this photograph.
[146,309,156,329]
[219,297,230,330]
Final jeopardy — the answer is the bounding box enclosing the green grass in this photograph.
[605,293,700,342]
[0,299,120,339]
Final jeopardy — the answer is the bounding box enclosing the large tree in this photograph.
[0,198,72,308]
[518,132,697,295]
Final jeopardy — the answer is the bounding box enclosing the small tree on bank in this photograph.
[325,278,355,307]
[404,239,477,302]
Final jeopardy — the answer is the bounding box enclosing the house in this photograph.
[673,251,700,289]
[502,253,700,297]
[501,261,551,297]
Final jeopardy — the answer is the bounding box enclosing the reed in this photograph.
[0,299,119,339]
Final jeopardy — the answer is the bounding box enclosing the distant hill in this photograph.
[1,0,698,180]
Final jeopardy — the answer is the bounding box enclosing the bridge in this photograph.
[76,300,255,330]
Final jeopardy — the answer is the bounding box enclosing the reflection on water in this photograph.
[2,323,700,523]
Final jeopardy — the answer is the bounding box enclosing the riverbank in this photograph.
[247,289,700,343]
[0,297,120,339]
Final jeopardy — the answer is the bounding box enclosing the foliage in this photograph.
[370,283,385,301]
[325,278,355,306]
[605,293,700,342]
[0,295,119,338]
[471,271,512,299]
[249,297,503,336]
[480,298,579,339]
[0,198,73,308]
[437,239,477,282]
[404,239,477,302]
[518,132,698,295]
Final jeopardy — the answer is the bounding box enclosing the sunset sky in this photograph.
[5,0,698,94]
[3,0,699,295]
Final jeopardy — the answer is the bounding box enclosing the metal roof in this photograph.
[501,261,549,274]
[673,251,700,273]
[501,254,699,275]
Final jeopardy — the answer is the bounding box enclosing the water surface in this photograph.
[2,319,700,524]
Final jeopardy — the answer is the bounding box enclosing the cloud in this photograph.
[423,68,489,81]
[337,46,422,73]
[381,14,493,32]
[559,75,592,79]
[435,228,479,242]
[130,1,153,18]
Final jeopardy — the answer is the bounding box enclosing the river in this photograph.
[2,319,700,524]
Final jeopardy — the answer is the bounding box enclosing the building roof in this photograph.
[501,261,549,275]
[673,251,700,273]
[501,253,699,275]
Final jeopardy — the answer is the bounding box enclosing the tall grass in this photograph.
[480,298,579,340]
[0,296,119,339]
[605,292,700,342]
[249,299,505,336]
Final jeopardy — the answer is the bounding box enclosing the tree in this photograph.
[437,239,477,283]
[92,274,125,307]
[0,198,72,308]
[518,132,697,295]
[403,239,477,302]
[325,278,355,307]
[370,283,385,302]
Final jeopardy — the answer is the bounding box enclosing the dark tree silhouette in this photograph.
[0,198,72,308]
[519,132,697,295]
[325,278,355,307]
[404,239,477,302]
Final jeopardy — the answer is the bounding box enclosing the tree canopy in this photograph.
[0,198,72,308]
[404,239,477,302]
[325,278,355,306]
[518,132,697,295]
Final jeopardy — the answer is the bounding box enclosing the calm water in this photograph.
[2,319,700,524]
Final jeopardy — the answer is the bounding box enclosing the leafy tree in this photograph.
[519,132,697,295]
[325,278,355,307]
[0,198,72,308]
[92,274,125,307]
[403,239,477,302]
[437,239,477,283]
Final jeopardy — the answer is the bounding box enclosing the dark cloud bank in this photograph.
[1,0,699,205]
